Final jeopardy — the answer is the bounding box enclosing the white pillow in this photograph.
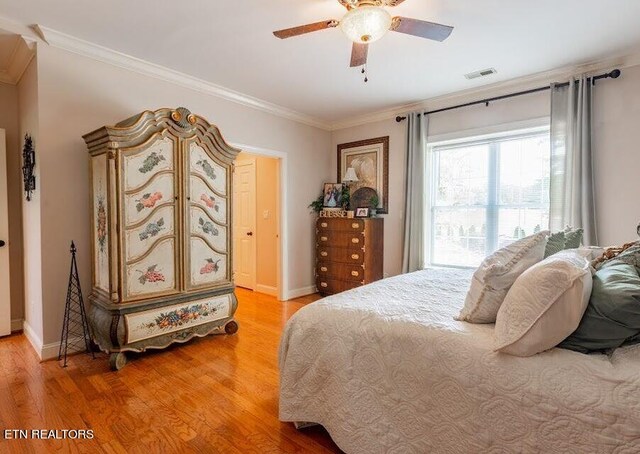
[456,231,549,323]
[494,249,593,357]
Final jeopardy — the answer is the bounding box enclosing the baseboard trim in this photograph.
[22,321,43,360]
[255,284,278,297]
[41,336,86,361]
[10,319,23,332]
[287,285,317,300]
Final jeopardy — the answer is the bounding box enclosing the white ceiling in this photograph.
[1,0,640,123]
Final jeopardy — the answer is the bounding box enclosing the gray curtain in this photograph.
[550,76,598,245]
[402,112,428,273]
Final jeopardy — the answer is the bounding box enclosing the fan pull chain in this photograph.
[361,65,368,83]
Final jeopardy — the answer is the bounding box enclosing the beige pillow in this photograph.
[494,249,593,357]
[456,231,549,323]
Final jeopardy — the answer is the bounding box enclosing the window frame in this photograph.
[425,119,550,269]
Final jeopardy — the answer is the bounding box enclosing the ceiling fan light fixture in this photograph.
[340,6,392,44]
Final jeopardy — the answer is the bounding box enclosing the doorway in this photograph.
[0,129,11,337]
[233,152,281,297]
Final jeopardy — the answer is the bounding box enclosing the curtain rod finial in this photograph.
[610,69,621,79]
[396,116,407,122]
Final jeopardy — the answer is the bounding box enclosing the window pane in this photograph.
[434,145,489,207]
[497,208,550,249]
[432,208,486,267]
[498,135,550,206]
[429,129,550,268]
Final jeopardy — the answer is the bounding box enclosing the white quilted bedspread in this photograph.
[279,269,640,454]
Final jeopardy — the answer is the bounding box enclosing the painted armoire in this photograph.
[84,107,240,370]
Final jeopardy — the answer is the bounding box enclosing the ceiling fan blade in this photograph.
[382,0,408,6]
[350,43,369,67]
[391,17,453,42]
[273,20,339,39]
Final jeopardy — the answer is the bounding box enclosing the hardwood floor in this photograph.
[0,289,343,453]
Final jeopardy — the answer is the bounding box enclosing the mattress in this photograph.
[279,268,640,453]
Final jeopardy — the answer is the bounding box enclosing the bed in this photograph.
[279,268,640,453]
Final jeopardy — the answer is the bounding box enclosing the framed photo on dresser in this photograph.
[355,207,369,218]
[337,136,389,213]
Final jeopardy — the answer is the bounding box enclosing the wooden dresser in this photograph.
[316,217,384,296]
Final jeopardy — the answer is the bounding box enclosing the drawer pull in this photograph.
[351,271,360,277]
[320,222,328,228]
[320,282,328,288]
[351,254,360,260]
[320,236,328,242]
[320,251,328,257]
[351,238,360,244]
[320,266,328,272]
[352,222,360,229]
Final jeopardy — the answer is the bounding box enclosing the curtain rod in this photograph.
[395,69,621,122]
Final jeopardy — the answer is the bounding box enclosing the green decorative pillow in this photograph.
[558,261,640,354]
[564,227,584,249]
[544,231,566,258]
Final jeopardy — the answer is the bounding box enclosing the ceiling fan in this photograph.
[273,0,453,73]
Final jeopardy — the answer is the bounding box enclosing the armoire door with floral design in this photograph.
[120,134,179,300]
[184,139,230,290]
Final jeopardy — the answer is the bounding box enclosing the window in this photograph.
[428,127,550,268]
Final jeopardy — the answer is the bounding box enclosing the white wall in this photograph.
[17,57,43,349]
[0,81,24,325]
[30,44,331,349]
[332,64,640,276]
[592,64,640,245]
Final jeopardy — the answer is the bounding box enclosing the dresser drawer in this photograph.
[317,246,364,264]
[317,218,364,232]
[316,277,362,295]
[317,262,365,282]
[317,230,364,248]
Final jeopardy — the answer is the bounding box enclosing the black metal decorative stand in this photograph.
[58,241,95,367]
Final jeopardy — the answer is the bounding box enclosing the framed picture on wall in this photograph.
[337,136,389,213]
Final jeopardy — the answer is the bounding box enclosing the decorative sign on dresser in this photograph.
[316,217,383,296]
[83,107,241,370]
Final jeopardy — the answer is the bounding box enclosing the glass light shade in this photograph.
[343,167,359,183]
[340,6,392,44]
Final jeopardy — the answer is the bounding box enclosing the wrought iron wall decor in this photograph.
[22,134,36,201]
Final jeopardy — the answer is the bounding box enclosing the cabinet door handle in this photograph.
[351,238,360,244]
[320,222,328,228]
[0,240,5,248]
[320,236,328,242]
[351,271,359,277]
[320,266,327,272]
[351,253,359,260]
[320,282,328,288]
[320,251,328,257]
[352,223,360,229]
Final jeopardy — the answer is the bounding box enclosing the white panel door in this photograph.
[233,159,256,290]
[0,130,10,336]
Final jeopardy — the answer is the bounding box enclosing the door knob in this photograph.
[0,240,5,247]
[246,232,253,236]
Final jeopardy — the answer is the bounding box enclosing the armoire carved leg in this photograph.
[109,352,127,371]
[225,320,239,335]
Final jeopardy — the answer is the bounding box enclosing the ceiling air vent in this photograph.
[465,68,497,80]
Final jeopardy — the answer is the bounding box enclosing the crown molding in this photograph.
[0,15,37,85]
[329,49,640,130]
[33,25,333,131]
